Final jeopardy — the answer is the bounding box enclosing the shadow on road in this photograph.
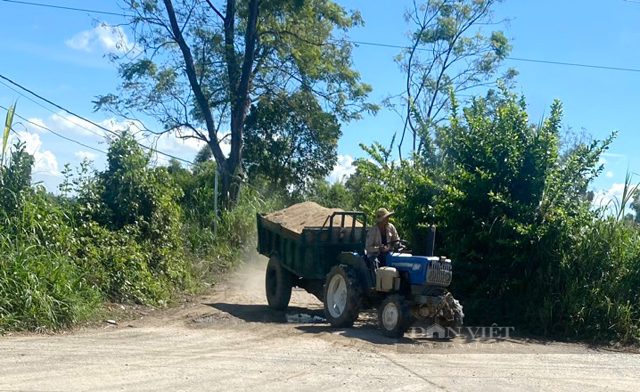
[295,324,415,345]
[203,303,571,348]
[205,303,325,324]
[205,302,415,345]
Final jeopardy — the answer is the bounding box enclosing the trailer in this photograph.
[257,210,367,306]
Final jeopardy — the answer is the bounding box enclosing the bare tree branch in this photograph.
[205,0,226,22]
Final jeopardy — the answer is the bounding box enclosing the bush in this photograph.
[0,128,277,332]
[0,146,100,331]
[353,89,640,343]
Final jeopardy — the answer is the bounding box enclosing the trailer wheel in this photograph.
[378,294,413,338]
[265,256,293,311]
[323,265,362,327]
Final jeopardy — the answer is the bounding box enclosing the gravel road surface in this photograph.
[1,258,639,391]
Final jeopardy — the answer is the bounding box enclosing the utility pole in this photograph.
[214,166,219,235]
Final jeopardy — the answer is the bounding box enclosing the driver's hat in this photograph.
[376,208,394,223]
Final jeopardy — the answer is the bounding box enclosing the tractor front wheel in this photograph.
[265,256,293,311]
[378,294,413,338]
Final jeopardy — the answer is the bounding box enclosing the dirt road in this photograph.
[1,257,639,391]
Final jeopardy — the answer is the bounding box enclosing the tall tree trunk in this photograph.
[224,0,260,207]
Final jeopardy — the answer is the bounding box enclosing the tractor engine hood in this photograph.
[385,253,453,287]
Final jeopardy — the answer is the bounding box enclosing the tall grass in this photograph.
[0,235,101,332]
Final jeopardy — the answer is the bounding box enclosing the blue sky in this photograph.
[0,0,638,204]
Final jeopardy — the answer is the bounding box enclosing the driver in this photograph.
[366,208,400,267]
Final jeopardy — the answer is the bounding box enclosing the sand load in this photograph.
[263,202,363,234]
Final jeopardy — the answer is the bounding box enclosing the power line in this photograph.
[0,0,131,17]
[0,73,195,165]
[0,104,107,155]
[0,79,106,139]
[5,1,640,75]
[345,40,640,74]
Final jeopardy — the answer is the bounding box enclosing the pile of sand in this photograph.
[263,202,363,234]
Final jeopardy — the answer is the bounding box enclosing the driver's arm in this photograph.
[389,223,400,245]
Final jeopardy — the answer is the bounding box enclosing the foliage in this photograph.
[303,179,355,211]
[0,129,101,331]
[393,0,516,156]
[355,89,640,343]
[244,90,341,193]
[94,0,376,207]
[0,142,35,218]
[629,186,640,223]
[0,235,101,332]
[1,100,15,167]
[194,145,213,164]
[0,121,279,332]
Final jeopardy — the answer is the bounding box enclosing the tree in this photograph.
[80,133,183,243]
[194,145,213,164]
[393,0,515,158]
[304,179,354,210]
[630,189,640,223]
[0,142,35,217]
[243,90,340,192]
[95,0,376,208]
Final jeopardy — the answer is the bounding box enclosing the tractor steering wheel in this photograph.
[388,239,410,253]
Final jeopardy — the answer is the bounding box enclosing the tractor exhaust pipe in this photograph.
[426,226,436,257]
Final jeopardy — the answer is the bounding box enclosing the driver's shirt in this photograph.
[365,223,400,257]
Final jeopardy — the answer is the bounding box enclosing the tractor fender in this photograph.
[337,252,374,291]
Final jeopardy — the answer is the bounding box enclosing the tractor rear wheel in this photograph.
[265,256,293,311]
[323,265,362,327]
[378,294,413,338]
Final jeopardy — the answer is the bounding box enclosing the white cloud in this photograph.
[592,183,636,210]
[66,24,136,54]
[75,151,98,161]
[24,117,47,133]
[601,152,627,159]
[12,131,61,177]
[48,112,105,138]
[154,130,207,155]
[29,112,143,140]
[328,155,356,183]
[606,171,614,178]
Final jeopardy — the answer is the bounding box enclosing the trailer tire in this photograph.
[323,265,362,328]
[265,256,293,311]
[378,294,413,338]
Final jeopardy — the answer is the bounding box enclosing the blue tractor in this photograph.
[257,210,464,338]
[324,239,464,338]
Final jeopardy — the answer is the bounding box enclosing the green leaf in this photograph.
[2,101,16,167]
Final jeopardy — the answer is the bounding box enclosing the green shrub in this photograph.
[354,89,640,344]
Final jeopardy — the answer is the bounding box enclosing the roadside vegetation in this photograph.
[0,105,280,332]
[1,0,639,346]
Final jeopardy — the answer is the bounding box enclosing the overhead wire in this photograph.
[0,0,132,17]
[0,76,259,192]
[4,0,640,74]
[0,79,106,139]
[0,74,195,165]
[0,104,107,155]
[343,39,640,74]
